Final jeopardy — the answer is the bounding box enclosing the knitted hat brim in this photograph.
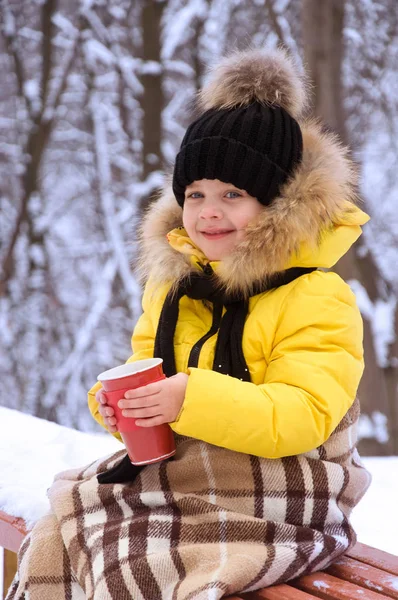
[172,137,292,207]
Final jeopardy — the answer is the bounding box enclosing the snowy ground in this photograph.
[0,406,397,557]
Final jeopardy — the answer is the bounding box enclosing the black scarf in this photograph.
[98,264,317,484]
[154,265,316,382]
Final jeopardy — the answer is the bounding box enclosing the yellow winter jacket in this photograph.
[88,120,369,459]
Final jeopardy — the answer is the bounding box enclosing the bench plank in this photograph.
[293,571,393,599]
[242,583,319,598]
[326,555,398,598]
[347,542,398,576]
[0,510,27,554]
[3,549,18,599]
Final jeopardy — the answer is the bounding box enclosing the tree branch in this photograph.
[41,0,56,107]
[265,0,285,45]
[0,15,83,297]
[42,22,81,122]
[41,258,118,408]
[91,104,141,316]
[0,0,31,116]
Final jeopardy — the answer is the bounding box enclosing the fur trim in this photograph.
[217,119,358,295]
[137,184,186,290]
[137,120,358,297]
[198,47,309,119]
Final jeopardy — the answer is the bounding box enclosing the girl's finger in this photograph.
[121,406,160,419]
[135,415,166,427]
[118,395,159,409]
[124,382,162,399]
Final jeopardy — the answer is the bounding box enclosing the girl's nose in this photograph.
[199,201,223,219]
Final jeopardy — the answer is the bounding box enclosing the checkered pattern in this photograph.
[7,399,370,600]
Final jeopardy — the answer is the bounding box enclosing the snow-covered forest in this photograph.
[0,0,397,455]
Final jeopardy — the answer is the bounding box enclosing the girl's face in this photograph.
[182,179,263,260]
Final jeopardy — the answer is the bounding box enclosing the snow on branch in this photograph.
[164,59,195,78]
[81,8,144,98]
[1,1,31,117]
[349,279,397,369]
[265,0,301,59]
[162,0,208,61]
[163,89,192,133]
[42,25,82,122]
[1,0,15,36]
[80,6,110,44]
[41,258,118,408]
[52,12,80,37]
[83,38,115,68]
[117,56,144,95]
[91,101,141,317]
[358,411,389,444]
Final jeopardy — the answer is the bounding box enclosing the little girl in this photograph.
[88,46,371,596]
[9,47,371,600]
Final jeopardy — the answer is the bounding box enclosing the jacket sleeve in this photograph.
[87,279,158,437]
[170,273,364,458]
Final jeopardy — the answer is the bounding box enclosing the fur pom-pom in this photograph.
[198,47,308,119]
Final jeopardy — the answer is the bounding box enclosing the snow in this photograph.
[372,297,397,368]
[313,580,330,590]
[42,33,80,122]
[140,61,162,76]
[350,456,398,555]
[91,103,142,317]
[0,407,397,555]
[40,258,118,409]
[359,411,389,444]
[118,57,144,95]
[348,279,397,368]
[162,1,208,61]
[52,12,79,36]
[2,5,15,36]
[0,407,120,528]
[83,39,115,68]
[387,576,398,591]
[23,79,41,113]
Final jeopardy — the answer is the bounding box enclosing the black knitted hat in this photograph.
[172,48,307,207]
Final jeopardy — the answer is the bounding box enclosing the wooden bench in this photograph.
[0,510,27,597]
[2,508,397,600]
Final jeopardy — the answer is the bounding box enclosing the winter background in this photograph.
[0,0,397,578]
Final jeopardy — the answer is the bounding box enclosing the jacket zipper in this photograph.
[188,301,223,368]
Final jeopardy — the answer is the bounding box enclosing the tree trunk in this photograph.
[301,0,396,455]
[140,0,165,211]
[302,0,346,140]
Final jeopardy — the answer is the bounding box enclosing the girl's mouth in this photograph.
[201,230,234,240]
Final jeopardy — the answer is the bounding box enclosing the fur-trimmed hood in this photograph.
[137,119,369,296]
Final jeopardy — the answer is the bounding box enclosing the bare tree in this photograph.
[302,0,398,455]
[141,0,165,191]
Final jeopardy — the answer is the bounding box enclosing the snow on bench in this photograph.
[0,406,120,529]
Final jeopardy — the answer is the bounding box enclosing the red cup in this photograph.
[97,358,176,465]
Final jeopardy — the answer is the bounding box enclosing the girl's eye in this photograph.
[186,192,203,199]
[225,191,242,199]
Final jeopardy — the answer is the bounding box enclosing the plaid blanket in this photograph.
[7,398,370,600]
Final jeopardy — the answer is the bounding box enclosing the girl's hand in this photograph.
[117,372,189,427]
[95,388,118,433]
